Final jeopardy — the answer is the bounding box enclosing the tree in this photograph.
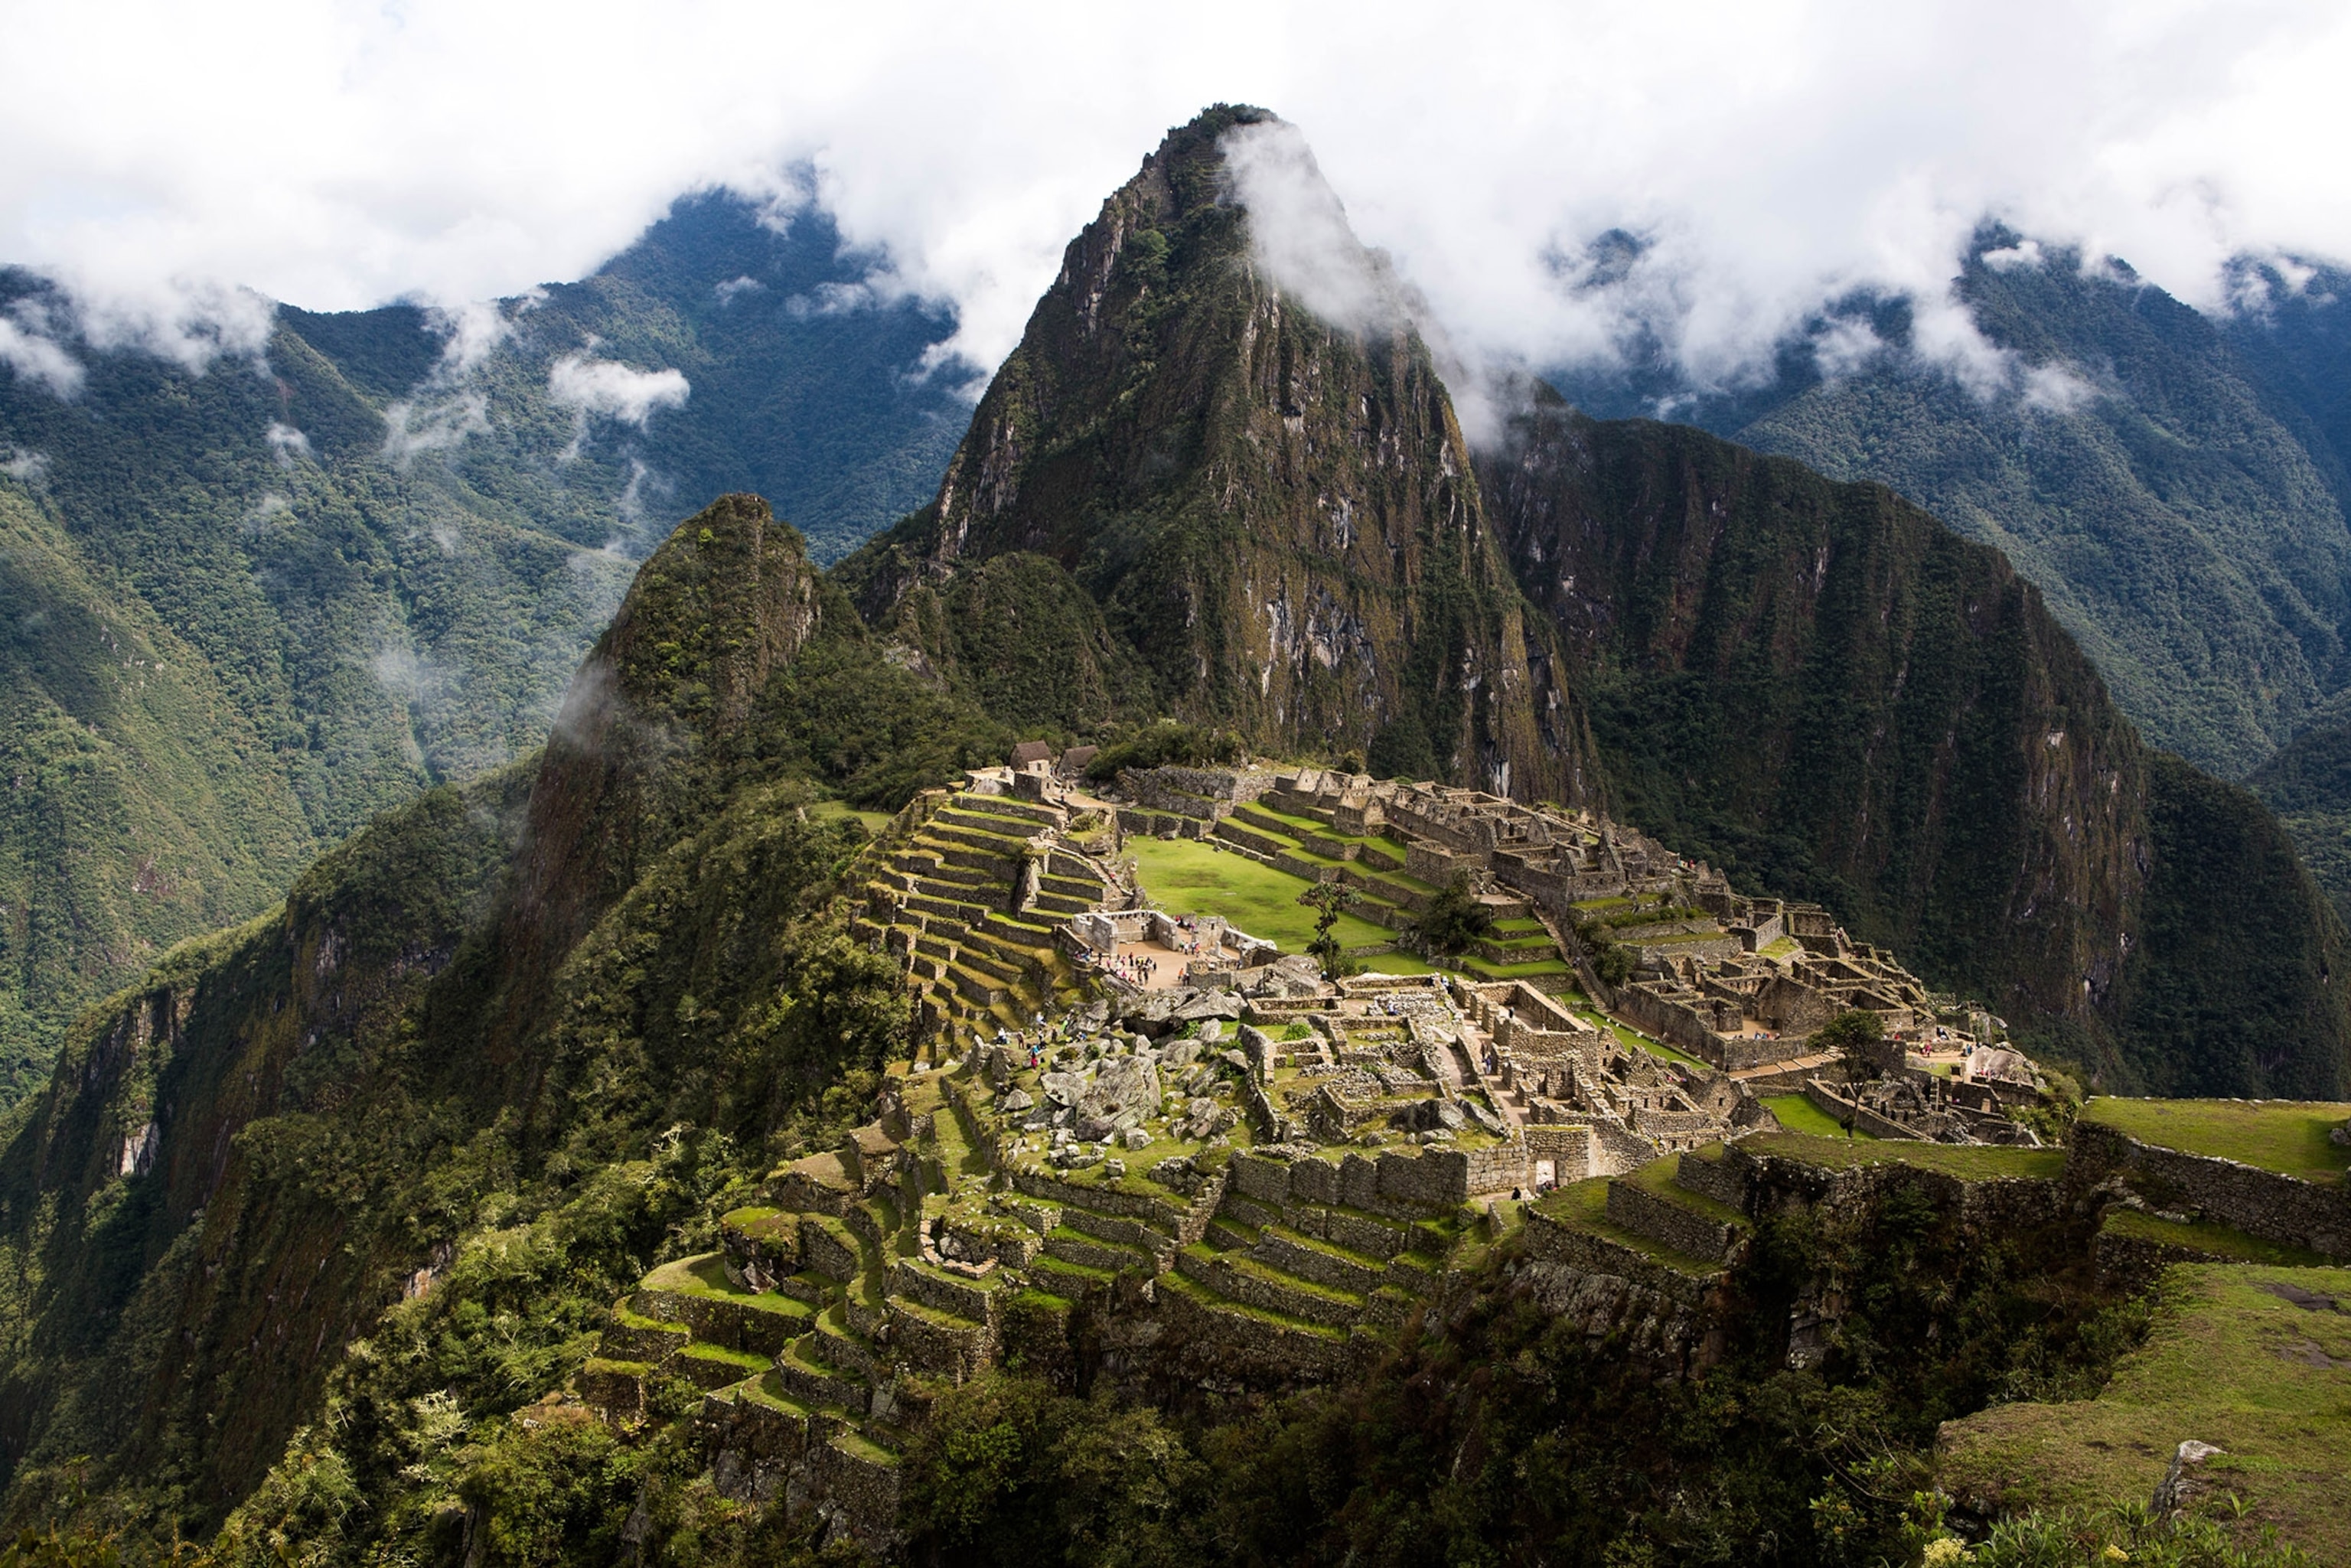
[1814,1009,1887,1139]
[1405,872,1494,958]
[1299,879,1358,980]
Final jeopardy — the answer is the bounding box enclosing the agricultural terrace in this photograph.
[1125,836,1434,973]
[2079,1098,2351,1182]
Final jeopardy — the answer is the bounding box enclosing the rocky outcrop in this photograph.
[1477,390,2351,1094]
[840,107,1595,802]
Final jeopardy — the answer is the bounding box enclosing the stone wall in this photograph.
[1522,1123,1596,1184]
[1592,1122,1658,1176]
[1605,1182,1741,1264]
[1674,1149,1749,1210]
[1518,1208,1717,1309]
[1802,1079,1928,1142]
[2068,1119,2351,1260]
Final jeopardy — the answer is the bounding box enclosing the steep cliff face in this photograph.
[842,107,1592,800]
[0,497,864,1521]
[1479,390,2351,1092]
[482,494,824,1073]
[0,768,526,1517]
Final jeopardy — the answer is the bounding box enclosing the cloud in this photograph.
[266,422,312,466]
[241,491,293,534]
[546,354,690,429]
[714,274,763,305]
[1221,118,1408,338]
[1980,239,2047,272]
[0,310,83,396]
[0,0,2345,411]
[784,280,879,318]
[1,446,51,484]
[382,390,489,468]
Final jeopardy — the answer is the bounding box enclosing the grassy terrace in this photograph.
[1939,1264,2351,1560]
[809,799,895,835]
[2099,1207,2333,1268]
[1740,1130,2066,1182]
[1762,1094,1867,1139]
[2081,1097,2351,1182]
[1534,1176,1722,1276]
[1622,1152,1746,1229]
[1555,988,1706,1069]
[642,1253,814,1316]
[1124,835,1433,970]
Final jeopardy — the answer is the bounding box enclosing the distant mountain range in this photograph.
[1550,240,2351,914]
[0,196,965,1087]
[1,105,2345,1553]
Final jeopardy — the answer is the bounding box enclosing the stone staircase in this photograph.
[848,787,1119,1048]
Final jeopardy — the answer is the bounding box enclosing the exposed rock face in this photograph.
[1477,389,2351,1094]
[841,107,1593,801]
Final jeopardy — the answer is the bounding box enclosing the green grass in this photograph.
[1742,1130,2065,1182]
[1938,1264,2351,1560]
[1566,1004,1706,1069]
[809,799,895,835]
[641,1253,816,1316]
[1622,1155,1748,1229]
[2081,1097,2351,1183]
[2099,1207,2332,1268]
[1762,1094,1870,1139]
[1157,1270,1348,1341]
[1126,835,1398,951]
[677,1341,771,1371]
[1532,1177,1723,1276]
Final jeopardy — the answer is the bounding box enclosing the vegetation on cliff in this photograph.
[1477,390,2351,1097]
[837,106,1587,802]
[3,107,2349,1565]
[0,194,964,1100]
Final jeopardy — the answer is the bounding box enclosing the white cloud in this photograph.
[1981,239,2048,272]
[547,354,690,428]
[266,422,312,466]
[714,275,763,305]
[0,312,83,396]
[382,390,489,468]
[0,0,2343,409]
[784,280,879,318]
[1,445,51,484]
[1223,119,1407,337]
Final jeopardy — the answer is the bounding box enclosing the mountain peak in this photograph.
[840,109,1588,800]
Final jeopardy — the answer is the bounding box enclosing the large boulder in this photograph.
[1075,1056,1162,1140]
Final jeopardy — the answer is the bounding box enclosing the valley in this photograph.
[1,103,2349,1566]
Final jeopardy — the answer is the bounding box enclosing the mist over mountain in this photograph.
[0,102,2344,1566]
[1547,235,2351,779]
[0,195,960,1090]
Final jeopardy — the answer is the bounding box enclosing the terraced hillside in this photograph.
[1185,801,1571,983]
[575,1052,1492,1538]
[848,785,1120,1049]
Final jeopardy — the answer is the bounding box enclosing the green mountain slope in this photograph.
[0,109,2344,1554]
[0,486,313,1105]
[0,198,962,1084]
[0,494,941,1528]
[1478,390,2351,1096]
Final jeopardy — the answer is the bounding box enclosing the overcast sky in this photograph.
[4,0,2348,396]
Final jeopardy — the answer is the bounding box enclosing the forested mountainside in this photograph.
[0,197,960,1088]
[838,106,1593,804]
[1478,391,2351,1097]
[1,107,2346,1558]
[1552,234,2351,787]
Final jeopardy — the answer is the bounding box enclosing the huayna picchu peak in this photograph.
[1,106,2348,1565]
[841,107,1593,804]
